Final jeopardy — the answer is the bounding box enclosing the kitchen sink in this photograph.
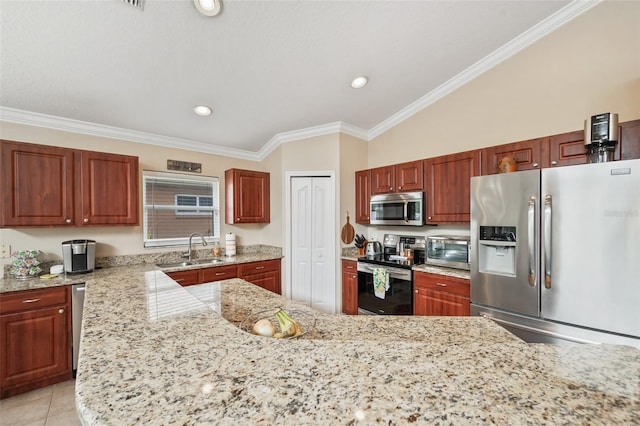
[156,258,225,268]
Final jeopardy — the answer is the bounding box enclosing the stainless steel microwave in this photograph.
[426,235,471,270]
[370,192,424,226]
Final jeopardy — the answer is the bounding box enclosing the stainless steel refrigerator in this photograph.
[470,159,640,347]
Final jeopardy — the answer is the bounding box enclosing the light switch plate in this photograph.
[1,245,11,258]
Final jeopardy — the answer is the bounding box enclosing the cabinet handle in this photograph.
[436,283,447,287]
[22,298,41,303]
[215,272,225,276]
[59,309,65,314]
[83,218,89,223]
[255,266,265,270]
[428,216,432,220]
[398,186,402,190]
[551,160,557,166]
[414,289,419,293]
[352,275,357,279]
[236,217,240,221]
[174,278,185,282]
[532,162,539,168]
[65,219,72,223]
[390,187,393,191]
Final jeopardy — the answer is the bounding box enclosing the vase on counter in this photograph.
[10,250,43,279]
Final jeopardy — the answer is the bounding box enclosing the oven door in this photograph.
[357,262,413,315]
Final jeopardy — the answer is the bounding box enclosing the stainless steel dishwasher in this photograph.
[71,282,86,376]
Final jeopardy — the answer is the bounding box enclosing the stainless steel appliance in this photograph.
[357,234,425,315]
[71,282,85,376]
[470,159,640,347]
[584,112,619,163]
[370,192,424,226]
[426,235,471,270]
[365,240,382,257]
[62,240,96,274]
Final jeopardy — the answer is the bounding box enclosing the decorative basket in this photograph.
[10,250,43,279]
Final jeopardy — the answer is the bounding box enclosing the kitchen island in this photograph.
[73,267,639,425]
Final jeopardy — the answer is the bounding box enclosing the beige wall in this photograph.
[368,0,640,166]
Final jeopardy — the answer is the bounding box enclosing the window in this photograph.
[143,170,220,248]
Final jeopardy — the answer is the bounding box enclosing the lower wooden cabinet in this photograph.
[238,260,281,295]
[166,269,201,286]
[413,272,470,316]
[166,259,281,294]
[341,260,358,315]
[0,286,72,399]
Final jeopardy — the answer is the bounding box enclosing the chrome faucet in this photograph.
[186,232,208,262]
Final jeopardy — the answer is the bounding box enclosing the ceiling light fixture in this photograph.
[350,76,368,89]
[194,0,221,17]
[193,105,212,116]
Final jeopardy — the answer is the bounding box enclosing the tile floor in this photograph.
[0,380,81,426]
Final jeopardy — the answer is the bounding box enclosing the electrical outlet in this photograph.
[1,245,11,258]
[370,233,377,242]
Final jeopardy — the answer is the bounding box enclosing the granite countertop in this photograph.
[74,266,640,425]
[0,252,282,294]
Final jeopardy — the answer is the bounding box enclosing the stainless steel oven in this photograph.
[357,262,413,315]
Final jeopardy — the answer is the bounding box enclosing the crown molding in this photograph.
[367,0,602,140]
[257,121,369,160]
[0,106,261,161]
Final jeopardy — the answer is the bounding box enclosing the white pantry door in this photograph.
[290,177,336,313]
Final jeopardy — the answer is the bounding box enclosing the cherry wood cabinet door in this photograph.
[0,287,71,399]
[413,272,470,316]
[424,150,480,223]
[548,130,589,167]
[1,140,75,227]
[341,260,358,315]
[225,169,270,224]
[79,151,139,225]
[201,265,238,283]
[620,119,640,160]
[481,137,548,174]
[355,170,371,224]
[166,269,200,286]
[395,160,424,192]
[370,165,395,195]
[239,260,281,294]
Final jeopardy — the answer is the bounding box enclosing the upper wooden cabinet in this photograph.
[79,150,139,225]
[355,169,371,224]
[620,119,640,160]
[225,168,270,224]
[370,161,423,195]
[424,150,480,224]
[1,140,139,227]
[481,136,548,174]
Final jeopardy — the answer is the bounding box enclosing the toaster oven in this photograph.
[426,235,470,270]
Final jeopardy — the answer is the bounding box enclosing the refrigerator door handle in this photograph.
[543,195,552,289]
[527,195,537,287]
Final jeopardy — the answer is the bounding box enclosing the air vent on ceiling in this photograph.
[121,0,144,10]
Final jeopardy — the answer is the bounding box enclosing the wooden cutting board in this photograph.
[341,212,355,244]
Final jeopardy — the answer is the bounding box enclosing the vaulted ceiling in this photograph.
[1,1,596,160]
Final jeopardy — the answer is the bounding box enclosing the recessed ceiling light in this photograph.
[194,105,212,116]
[351,76,368,89]
[194,0,221,16]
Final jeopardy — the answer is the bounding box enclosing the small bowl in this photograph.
[239,308,316,339]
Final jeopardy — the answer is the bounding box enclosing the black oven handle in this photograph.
[357,262,412,281]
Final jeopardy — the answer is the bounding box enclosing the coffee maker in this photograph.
[62,240,96,274]
[584,113,619,163]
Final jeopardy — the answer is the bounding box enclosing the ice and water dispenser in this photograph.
[477,226,517,276]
